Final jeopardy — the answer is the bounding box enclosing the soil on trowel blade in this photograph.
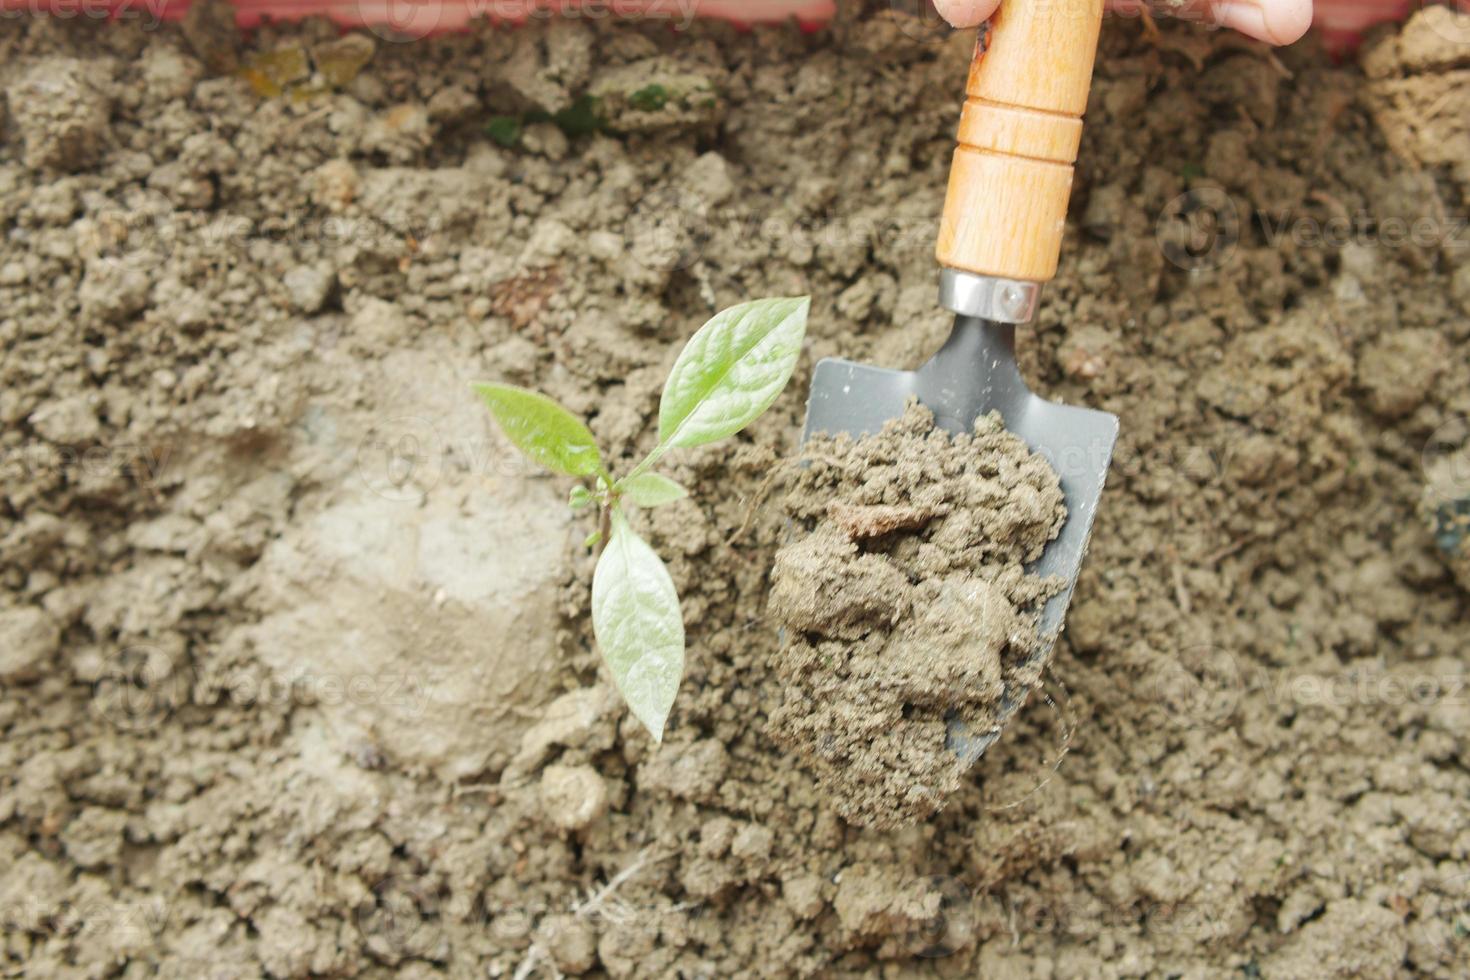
[769,402,1067,829]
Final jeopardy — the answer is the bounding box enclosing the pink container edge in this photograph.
[0,0,836,33]
[0,0,1431,53]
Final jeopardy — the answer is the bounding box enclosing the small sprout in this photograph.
[472,296,811,740]
[486,116,522,148]
[584,530,603,550]
[552,96,606,138]
[629,84,669,112]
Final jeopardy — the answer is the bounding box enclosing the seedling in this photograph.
[487,96,608,145]
[473,297,810,741]
[629,84,670,112]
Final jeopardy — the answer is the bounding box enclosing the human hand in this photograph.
[932,0,1314,46]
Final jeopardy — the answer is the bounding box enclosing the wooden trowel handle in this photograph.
[936,0,1105,285]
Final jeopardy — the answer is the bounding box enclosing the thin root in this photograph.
[725,464,787,548]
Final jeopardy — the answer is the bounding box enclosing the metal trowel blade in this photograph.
[800,315,1118,767]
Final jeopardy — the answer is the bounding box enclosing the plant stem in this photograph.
[619,445,668,488]
[598,503,612,557]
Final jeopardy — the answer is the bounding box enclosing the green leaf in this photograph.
[657,296,810,450]
[552,95,605,137]
[629,84,669,111]
[486,116,522,148]
[619,472,688,509]
[591,510,684,742]
[473,383,605,479]
[569,486,594,510]
[583,530,602,550]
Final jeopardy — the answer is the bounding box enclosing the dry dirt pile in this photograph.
[2,4,1469,978]
[770,402,1065,829]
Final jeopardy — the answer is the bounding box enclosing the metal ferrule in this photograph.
[938,269,1042,324]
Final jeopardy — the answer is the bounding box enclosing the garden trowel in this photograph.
[802,0,1118,765]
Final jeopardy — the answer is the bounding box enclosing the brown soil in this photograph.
[769,402,1066,829]
[3,4,1470,978]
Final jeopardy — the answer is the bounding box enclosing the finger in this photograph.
[935,0,1313,47]
[932,0,1002,28]
[1207,0,1314,45]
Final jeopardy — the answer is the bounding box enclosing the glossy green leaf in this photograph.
[657,297,810,450]
[619,472,688,509]
[591,510,684,742]
[473,383,605,478]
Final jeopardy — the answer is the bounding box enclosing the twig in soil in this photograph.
[1203,533,1254,566]
[1309,189,1351,225]
[281,104,332,141]
[453,782,496,797]
[510,950,560,980]
[1261,49,1294,80]
[571,849,655,918]
[1137,4,1160,42]
[1235,104,1260,137]
[1166,545,1192,615]
[724,449,881,547]
[510,849,659,980]
[1172,562,1192,615]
